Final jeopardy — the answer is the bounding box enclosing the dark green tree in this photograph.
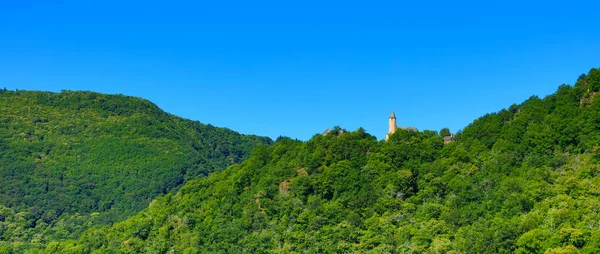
[440,128,451,137]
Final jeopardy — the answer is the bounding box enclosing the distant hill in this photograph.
[41,68,600,253]
[0,90,271,248]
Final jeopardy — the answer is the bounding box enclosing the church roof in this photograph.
[390,110,396,118]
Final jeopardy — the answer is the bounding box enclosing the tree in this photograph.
[440,128,451,137]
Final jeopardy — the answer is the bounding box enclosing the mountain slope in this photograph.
[45,68,600,253]
[0,90,271,247]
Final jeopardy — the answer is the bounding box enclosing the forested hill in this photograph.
[0,90,272,249]
[41,68,600,253]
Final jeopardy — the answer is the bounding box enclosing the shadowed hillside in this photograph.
[0,90,271,249]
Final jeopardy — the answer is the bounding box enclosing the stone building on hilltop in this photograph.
[386,110,418,141]
[443,134,455,144]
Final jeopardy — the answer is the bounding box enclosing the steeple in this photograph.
[390,110,396,119]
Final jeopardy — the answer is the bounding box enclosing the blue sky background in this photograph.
[1,0,599,140]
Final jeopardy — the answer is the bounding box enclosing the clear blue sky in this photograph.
[1,1,599,140]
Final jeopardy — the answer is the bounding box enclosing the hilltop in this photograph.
[40,68,600,253]
[0,90,271,249]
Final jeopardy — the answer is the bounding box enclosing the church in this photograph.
[385,111,418,141]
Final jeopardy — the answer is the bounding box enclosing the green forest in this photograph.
[0,90,271,251]
[2,68,600,253]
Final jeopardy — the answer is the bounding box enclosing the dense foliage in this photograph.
[0,90,271,250]
[40,69,600,253]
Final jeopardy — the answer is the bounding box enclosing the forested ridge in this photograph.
[0,90,272,251]
[4,68,600,253]
[27,68,599,253]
